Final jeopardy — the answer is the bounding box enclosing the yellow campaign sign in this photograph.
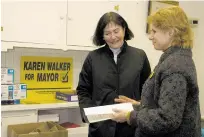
[20,56,73,89]
[20,89,74,104]
[20,56,73,103]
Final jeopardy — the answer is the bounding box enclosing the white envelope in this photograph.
[84,103,133,123]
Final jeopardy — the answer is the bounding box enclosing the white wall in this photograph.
[123,1,162,68]
[179,1,204,115]
[1,1,204,115]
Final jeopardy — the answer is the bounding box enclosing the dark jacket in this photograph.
[77,41,151,137]
[129,46,201,137]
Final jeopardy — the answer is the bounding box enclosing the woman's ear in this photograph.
[123,27,126,37]
[123,27,126,33]
[169,29,174,37]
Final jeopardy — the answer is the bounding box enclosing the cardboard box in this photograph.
[1,84,27,100]
[1,85,13,100]
[56,91,78,102]
[1,68,14,84]
[8,121,68,137]
[13,84,27,99]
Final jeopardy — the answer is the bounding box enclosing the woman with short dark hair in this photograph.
[77,11,151,137]
[93,12,134,46]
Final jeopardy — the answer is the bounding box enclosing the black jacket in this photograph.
[77,41,151,137]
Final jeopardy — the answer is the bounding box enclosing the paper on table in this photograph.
[84,103,133,123]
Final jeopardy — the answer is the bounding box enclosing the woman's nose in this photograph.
[148,34,153,40]
[110,34,116,40]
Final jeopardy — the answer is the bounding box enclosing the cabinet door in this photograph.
[1,0,67,49]
[67,1,113,48]
[66,1,141,49]
[108,1,143,46]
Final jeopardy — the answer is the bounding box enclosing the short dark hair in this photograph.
[93,12,134,46]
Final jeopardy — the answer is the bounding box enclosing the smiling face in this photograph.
[103,21,125,49]
[148,24,174,51]
[149,24,175,52]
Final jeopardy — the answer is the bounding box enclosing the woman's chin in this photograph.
[153,45,160,50]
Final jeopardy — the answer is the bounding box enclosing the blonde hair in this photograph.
[148,6,193,48]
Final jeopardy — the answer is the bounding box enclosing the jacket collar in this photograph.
[159,46,192,64]
[104,41,128,57]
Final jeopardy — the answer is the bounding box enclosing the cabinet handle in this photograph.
[67,17,72,21]
[60,16,64,20]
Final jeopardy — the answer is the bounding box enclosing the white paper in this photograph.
[84,103,133,123]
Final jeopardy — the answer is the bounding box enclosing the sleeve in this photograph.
[139,52,151,96]
[76,53,95,122]
[129,73,188,135]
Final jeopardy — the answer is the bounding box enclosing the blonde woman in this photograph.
[112,6,201,137]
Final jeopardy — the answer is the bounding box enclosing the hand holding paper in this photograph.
[112,108,129,123]
[114,95,140,105]
[83,103,133,123]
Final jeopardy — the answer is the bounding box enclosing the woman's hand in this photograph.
[112,108,129,123]
[114,95,140,105]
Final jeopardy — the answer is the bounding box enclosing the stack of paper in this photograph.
[84,103,133,123]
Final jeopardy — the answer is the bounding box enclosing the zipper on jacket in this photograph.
[116,56,120,95]
[109,52,120,95]
[113,63,119,95]
[111,57,119,95]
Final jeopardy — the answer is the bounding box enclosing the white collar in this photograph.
[109,47,121,55]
